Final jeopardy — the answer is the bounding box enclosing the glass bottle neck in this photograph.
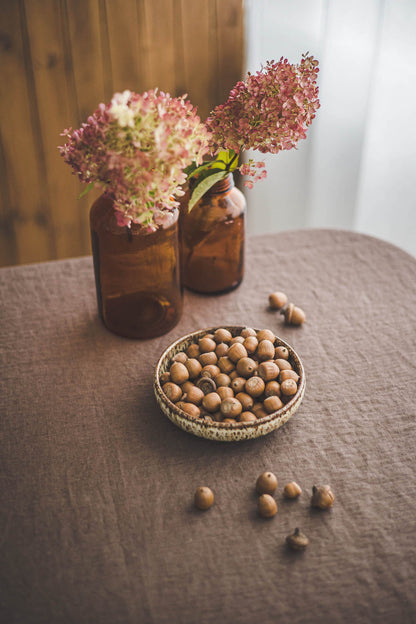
[205,173,235,196]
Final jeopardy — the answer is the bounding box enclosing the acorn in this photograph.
[202,392,222,413]
[227,342,248,363]
[194,486,214,510]
[214,373,231,387]
[269,291,288,310]
[256,471,278,495]
[258,361,280,382]
[216,386,234,400]
[281,303,306,326]
[280,379,298,397]
[162,382,182,403]
[185,358,202,380]
[213,328,233,344]
[198,351,218,367]
[263,395,283,413]
[176,401,200,418]
[235,392,254,411]
[258,494,277,518]
[241,327,256,338]
[286,528,309,551]
[199,336,216,352]
[183,385,204,405]
[215,342,229,358]
[230,377,246,394]
[283,481,302,499]
[239,411,257,422]
[244,376,265,398]
[169,362,189,385]
[275,346,289,360]
[264,381,281,397]
[236,357,257,378]
[257,340,275,361]
[256,329,275,343]
[279,369,299,383]
[186,343,200,358]
[201,365,221,379]
[220,397,242,419]
[243,336,258,354]
[196,376,217,395]
[172,352,188,364]
[311,485,335,510]
[160,371,171,384]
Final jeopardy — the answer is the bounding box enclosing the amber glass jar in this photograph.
[90,194,183,339]
[179,173,246,294]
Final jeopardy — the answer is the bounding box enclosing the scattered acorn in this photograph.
[281,303,306,326]
[286,528,309,551]
[311,485,335,509]
[256,471,278,495]
[258,493,278,518]
[283,481,302,499]
[269,291,288,310]
[194,486,214,510]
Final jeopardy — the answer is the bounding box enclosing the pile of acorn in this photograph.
[159,326,301,423]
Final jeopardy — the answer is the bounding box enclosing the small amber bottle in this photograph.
[90,194,183,339]
[179,173,246,294]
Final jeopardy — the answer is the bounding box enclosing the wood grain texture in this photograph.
[0,0,244,267]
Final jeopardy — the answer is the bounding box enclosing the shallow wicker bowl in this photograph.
[154,326,305,442]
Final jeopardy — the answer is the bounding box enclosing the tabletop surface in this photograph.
[1,229,416,624]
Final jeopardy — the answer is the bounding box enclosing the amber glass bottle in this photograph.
[90,194,183,339]
[179,173,246,294]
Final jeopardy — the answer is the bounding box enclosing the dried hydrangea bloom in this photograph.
[59,90,211,229]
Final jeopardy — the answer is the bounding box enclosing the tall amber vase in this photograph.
[179,173,246,294]
[90,194,183,339]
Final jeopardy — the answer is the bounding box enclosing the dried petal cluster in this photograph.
[59,90,211,229]
[205,54,320,187]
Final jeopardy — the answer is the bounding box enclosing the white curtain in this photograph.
[244,0,416,257]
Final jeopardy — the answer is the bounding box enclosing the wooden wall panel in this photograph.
[0,0,244,267]
[0,1,55,266]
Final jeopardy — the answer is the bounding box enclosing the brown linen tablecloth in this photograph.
[1,229,416,624]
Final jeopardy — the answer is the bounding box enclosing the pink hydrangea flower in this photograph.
[205,54,320,187]
[59,90,211,228]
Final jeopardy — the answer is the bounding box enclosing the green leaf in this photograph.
[183,162,199,176]
[188,170,228,212]
[186,161,219,178]
[77,181,95,200]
